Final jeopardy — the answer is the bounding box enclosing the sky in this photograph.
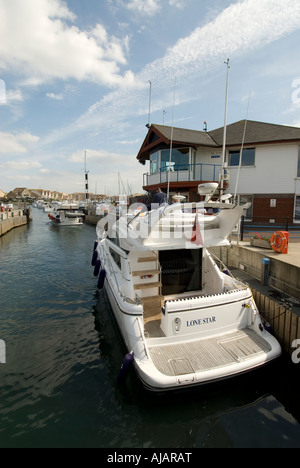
[1,0,300,196]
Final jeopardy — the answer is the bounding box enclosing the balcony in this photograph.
[143,163,222,188]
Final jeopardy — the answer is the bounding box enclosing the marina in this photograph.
[2,0,300,450]
[0,207,300,448]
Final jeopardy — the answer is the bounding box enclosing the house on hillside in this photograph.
[137,120,300,226]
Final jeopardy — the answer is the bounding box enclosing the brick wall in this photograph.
[252,195,294,223]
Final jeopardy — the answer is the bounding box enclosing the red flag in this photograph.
[191,213,203,245]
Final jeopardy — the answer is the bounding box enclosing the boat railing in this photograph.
[135,317,149,358]
[210,252,248,290]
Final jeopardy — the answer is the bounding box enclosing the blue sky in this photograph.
[1,0,300,195]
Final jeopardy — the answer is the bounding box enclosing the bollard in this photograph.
[261,258,270,286]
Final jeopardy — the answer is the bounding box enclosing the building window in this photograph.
[150,152,159,174]
[295,196,300,221]
[160,148,189,172]
[297,146,300,177]
[229,148,255,167]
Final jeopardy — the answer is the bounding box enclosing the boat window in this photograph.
[109,247,121,270]
[159,249,202,295]
[108,230,120,248]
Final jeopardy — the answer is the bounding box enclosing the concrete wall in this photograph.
[0,214,28,237]
[211,244,300,299]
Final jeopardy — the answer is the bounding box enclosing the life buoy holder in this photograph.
[270,231,288,254]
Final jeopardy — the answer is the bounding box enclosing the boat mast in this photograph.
[84,150,89,202]
[147,80,152,128]
[234,91,251,202]
[167,77,176,202]
[220,58,230,199]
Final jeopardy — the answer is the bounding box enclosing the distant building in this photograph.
[137,120,300,226]
[0,189,6,199]
[7,187,31,200]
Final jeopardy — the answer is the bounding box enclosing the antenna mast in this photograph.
[167,77,176,202]
[147,80,152,127]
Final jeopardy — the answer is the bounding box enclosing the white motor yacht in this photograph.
[92,184,281,392]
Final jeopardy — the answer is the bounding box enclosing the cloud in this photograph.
[0,131,39,153]
[46,93,64,100]
[140,0,300,88]
[5,160,42,170]
[168,0,185,8]
[68,149,123,164]
[6,89,24,103]
[126,0,161,16]
[0,0,132,87]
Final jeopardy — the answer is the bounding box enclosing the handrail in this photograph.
[143,162,222,186]
[135,317,149,359]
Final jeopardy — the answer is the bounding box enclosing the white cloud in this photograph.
[141,0,300,87]
[168,0,185,8]
[0,0,133,87]
[66,0,300,137]
[126,0,160,16]
[46,93,64,100]
[0,131,39,153]
[6,89,24,103]
[5,160,42,170]
[68,148,123,164]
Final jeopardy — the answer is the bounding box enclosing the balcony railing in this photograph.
[143,163,222,187]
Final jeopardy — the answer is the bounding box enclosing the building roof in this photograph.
[137,120,300,163]
[209,120,300,147]
[152,124,218,147]
[137,124,217,163]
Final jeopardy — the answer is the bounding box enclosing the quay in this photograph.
[212,238,300,358]
[0,207,32,237]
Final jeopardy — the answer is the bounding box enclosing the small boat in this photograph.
[92,184,281,392]
[48,203,84,226]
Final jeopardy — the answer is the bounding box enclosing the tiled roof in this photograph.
[208,120,300,146]
[137,120,300,163]
[152,124,218,147]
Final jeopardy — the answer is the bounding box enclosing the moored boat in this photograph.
[48,203,84,226]
[92,185,281,392]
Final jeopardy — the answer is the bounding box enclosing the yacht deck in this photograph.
[147,328,271,377]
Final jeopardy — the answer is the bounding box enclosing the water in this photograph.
[0,209,300,448]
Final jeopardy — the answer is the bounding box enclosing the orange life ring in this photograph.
[270,231,287,253]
